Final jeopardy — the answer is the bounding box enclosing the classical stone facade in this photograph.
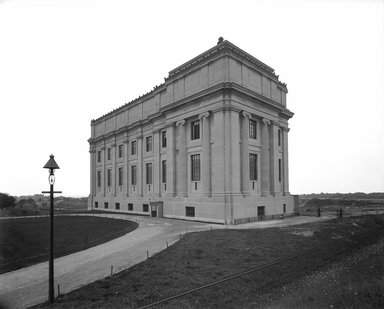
[88,38,294,224]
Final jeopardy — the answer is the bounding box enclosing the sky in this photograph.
[0,0,383,197]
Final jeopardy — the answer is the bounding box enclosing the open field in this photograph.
[299,198,384,218]
[0,216,138,274]
[35,215,384,308]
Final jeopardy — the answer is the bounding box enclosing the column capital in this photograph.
[199,111,210,120]
[262,118,271,125]
[123,139,129,144]
[271,120,280,126]
[176,119,186,127]
[100,146,106,150]
[89,149,96,153]
[241,111,252,119]
[152,128,162,134]
[111,143,116,148]
[282,126,290,132]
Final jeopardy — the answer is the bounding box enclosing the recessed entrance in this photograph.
[257,206,265,217]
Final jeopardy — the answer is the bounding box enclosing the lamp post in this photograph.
[42,154,61,304]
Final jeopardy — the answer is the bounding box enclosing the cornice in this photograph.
[88,81,293,144]
[280,109,294,119]
[88,82,293,144]
[91,84,166,125]
[91,38,287,126]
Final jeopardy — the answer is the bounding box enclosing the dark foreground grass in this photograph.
[0,216,137,274]
[36,215,384,309]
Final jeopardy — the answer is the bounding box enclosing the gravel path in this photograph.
[0,214,328,309]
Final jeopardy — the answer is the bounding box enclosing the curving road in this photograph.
[0,214,329,308]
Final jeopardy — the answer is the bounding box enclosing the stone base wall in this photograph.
[88,193,295,225]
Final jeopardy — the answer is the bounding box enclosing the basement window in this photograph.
[143,204,149,212]
[186,206,195,217]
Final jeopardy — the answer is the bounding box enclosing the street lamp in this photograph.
[42,154,61,304]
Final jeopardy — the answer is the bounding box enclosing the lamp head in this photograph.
[43,154,60,171]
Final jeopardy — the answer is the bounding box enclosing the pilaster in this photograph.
[89,148,96,197]
[270,122,279,195]
[124,139,129,197]
[111,143,116,197]
[166,124,176,197]
[176,120,187,197]
[260,118,271,196]
[228,110,241,195]
[282,127,290,194]
[137,135,143,197]
[212,110,225,196]
[200,112,211,197]
[241,111,251,195]
[101,146,106,197]
[153,129,161,196]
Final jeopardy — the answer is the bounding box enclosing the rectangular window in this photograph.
[186,206,195,217]
[128,203,133,211]
[283,204,286,213]
[131,141,137,155]
[249,119,257,139]
[143,204,149,212]
[131,165,137,185]
[162,131,167,148]
[104,202,108,209]
[107,147,111,160]
[118,144,123,158]
[278,129,282,146]
[146,136,152,152]
[249,153,258,181]
[115,203,120,210]
[257,206,265,217]
[146,163,153,184]
[97,171,101,187]
[118,167,123,186]
[278,159,282,182]
[191,120,200,140]
[107,169,111,187]
[97,151,101,163]
[162,160,167,183]
[191,154,201,181]
[94,202,98,208]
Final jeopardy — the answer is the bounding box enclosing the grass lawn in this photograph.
[0,216,138,274]
[35,215,384,308]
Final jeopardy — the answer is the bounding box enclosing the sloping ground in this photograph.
[35,215,384,308]
[0,216,138,274]
[262,238,384,308]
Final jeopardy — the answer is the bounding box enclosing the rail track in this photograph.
[138,224,384,309]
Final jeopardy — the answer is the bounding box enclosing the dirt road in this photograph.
[0,214,328,308]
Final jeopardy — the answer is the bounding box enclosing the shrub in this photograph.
[0,193,16,209]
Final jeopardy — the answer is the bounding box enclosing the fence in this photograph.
[233,213,295,225]
[299,208,384,218]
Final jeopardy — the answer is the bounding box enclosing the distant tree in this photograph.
[18,198,37,208]
[0,193,16,209]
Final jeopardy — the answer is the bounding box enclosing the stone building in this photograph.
[88,38,294,224]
